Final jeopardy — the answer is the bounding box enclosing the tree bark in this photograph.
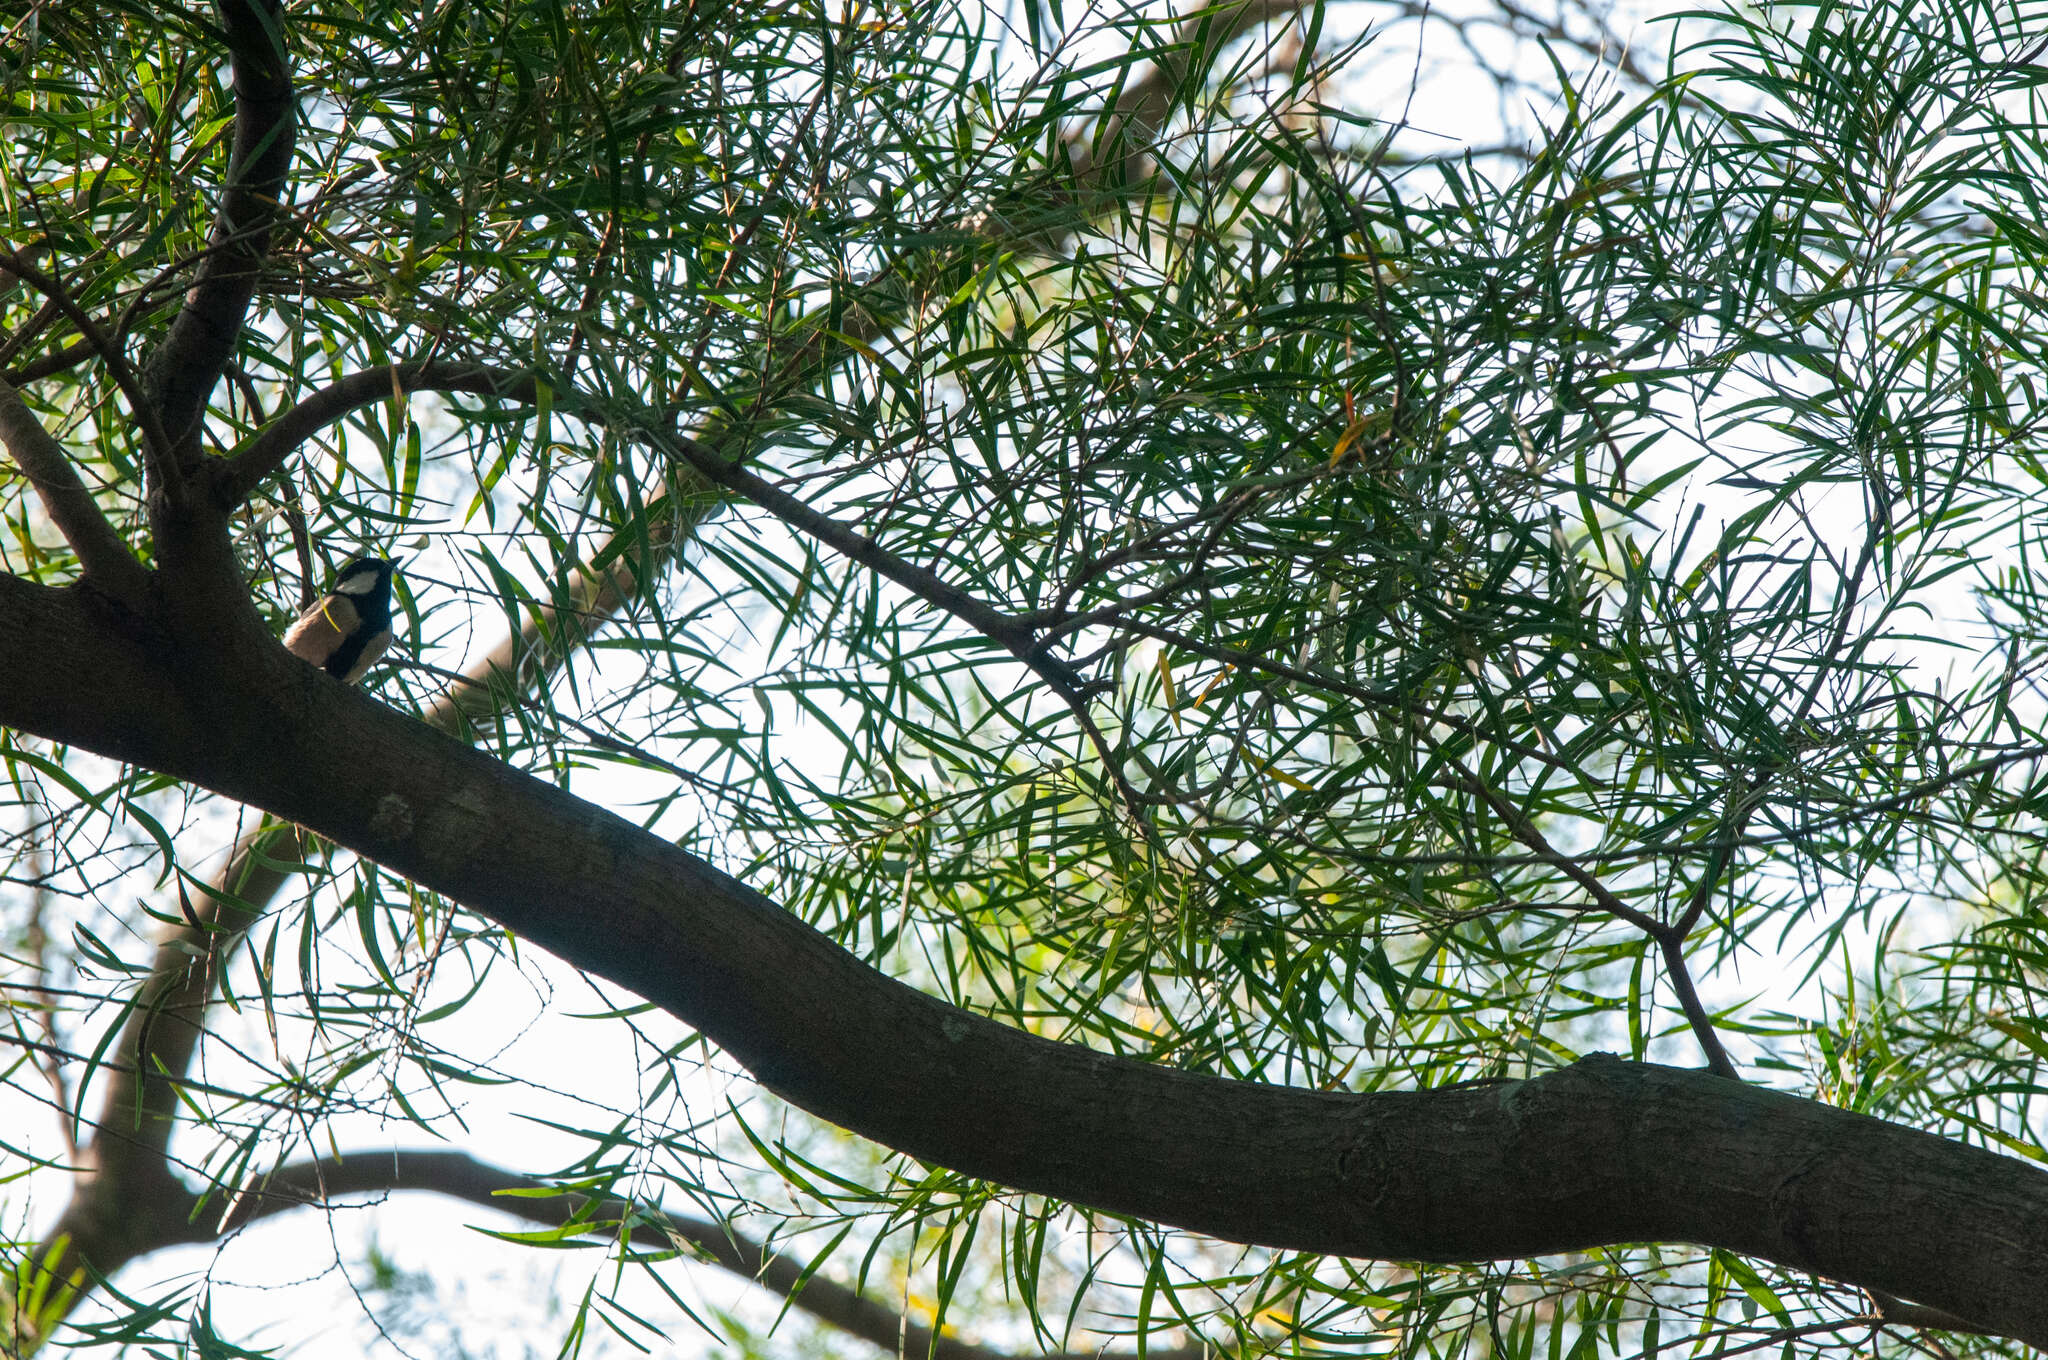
[3,571,2045,1346]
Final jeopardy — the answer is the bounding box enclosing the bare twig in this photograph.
[1432,743,1741,1080]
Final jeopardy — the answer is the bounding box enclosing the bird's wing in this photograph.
[282,594,363,668]
[338,627,393,684]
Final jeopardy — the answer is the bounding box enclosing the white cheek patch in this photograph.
[338,568,381,596]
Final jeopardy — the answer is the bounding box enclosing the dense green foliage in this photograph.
[5,0,2048,1352]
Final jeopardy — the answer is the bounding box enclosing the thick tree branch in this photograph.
[225,1151,1210,1360]
[46,511,654,1239]
[2,574,2045,1344]
[0,378,149,602]
[21,494,708,1344]
[140,0,296,464]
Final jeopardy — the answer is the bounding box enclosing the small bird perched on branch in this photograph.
[283,556,398,683]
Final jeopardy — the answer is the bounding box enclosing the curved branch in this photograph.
[1425,733,1741,1079]
[0,378,149,601]
[140,0,296,464]
[222,361,533,505]
[228,1151,1211,1360]
[226,362,1091,696]
[1,576,2044,1344]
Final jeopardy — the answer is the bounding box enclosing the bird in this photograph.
[282,556,399,682]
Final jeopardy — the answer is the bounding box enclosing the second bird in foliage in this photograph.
[283,556,399,683]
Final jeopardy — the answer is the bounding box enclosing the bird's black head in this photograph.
[332,556,398,620]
